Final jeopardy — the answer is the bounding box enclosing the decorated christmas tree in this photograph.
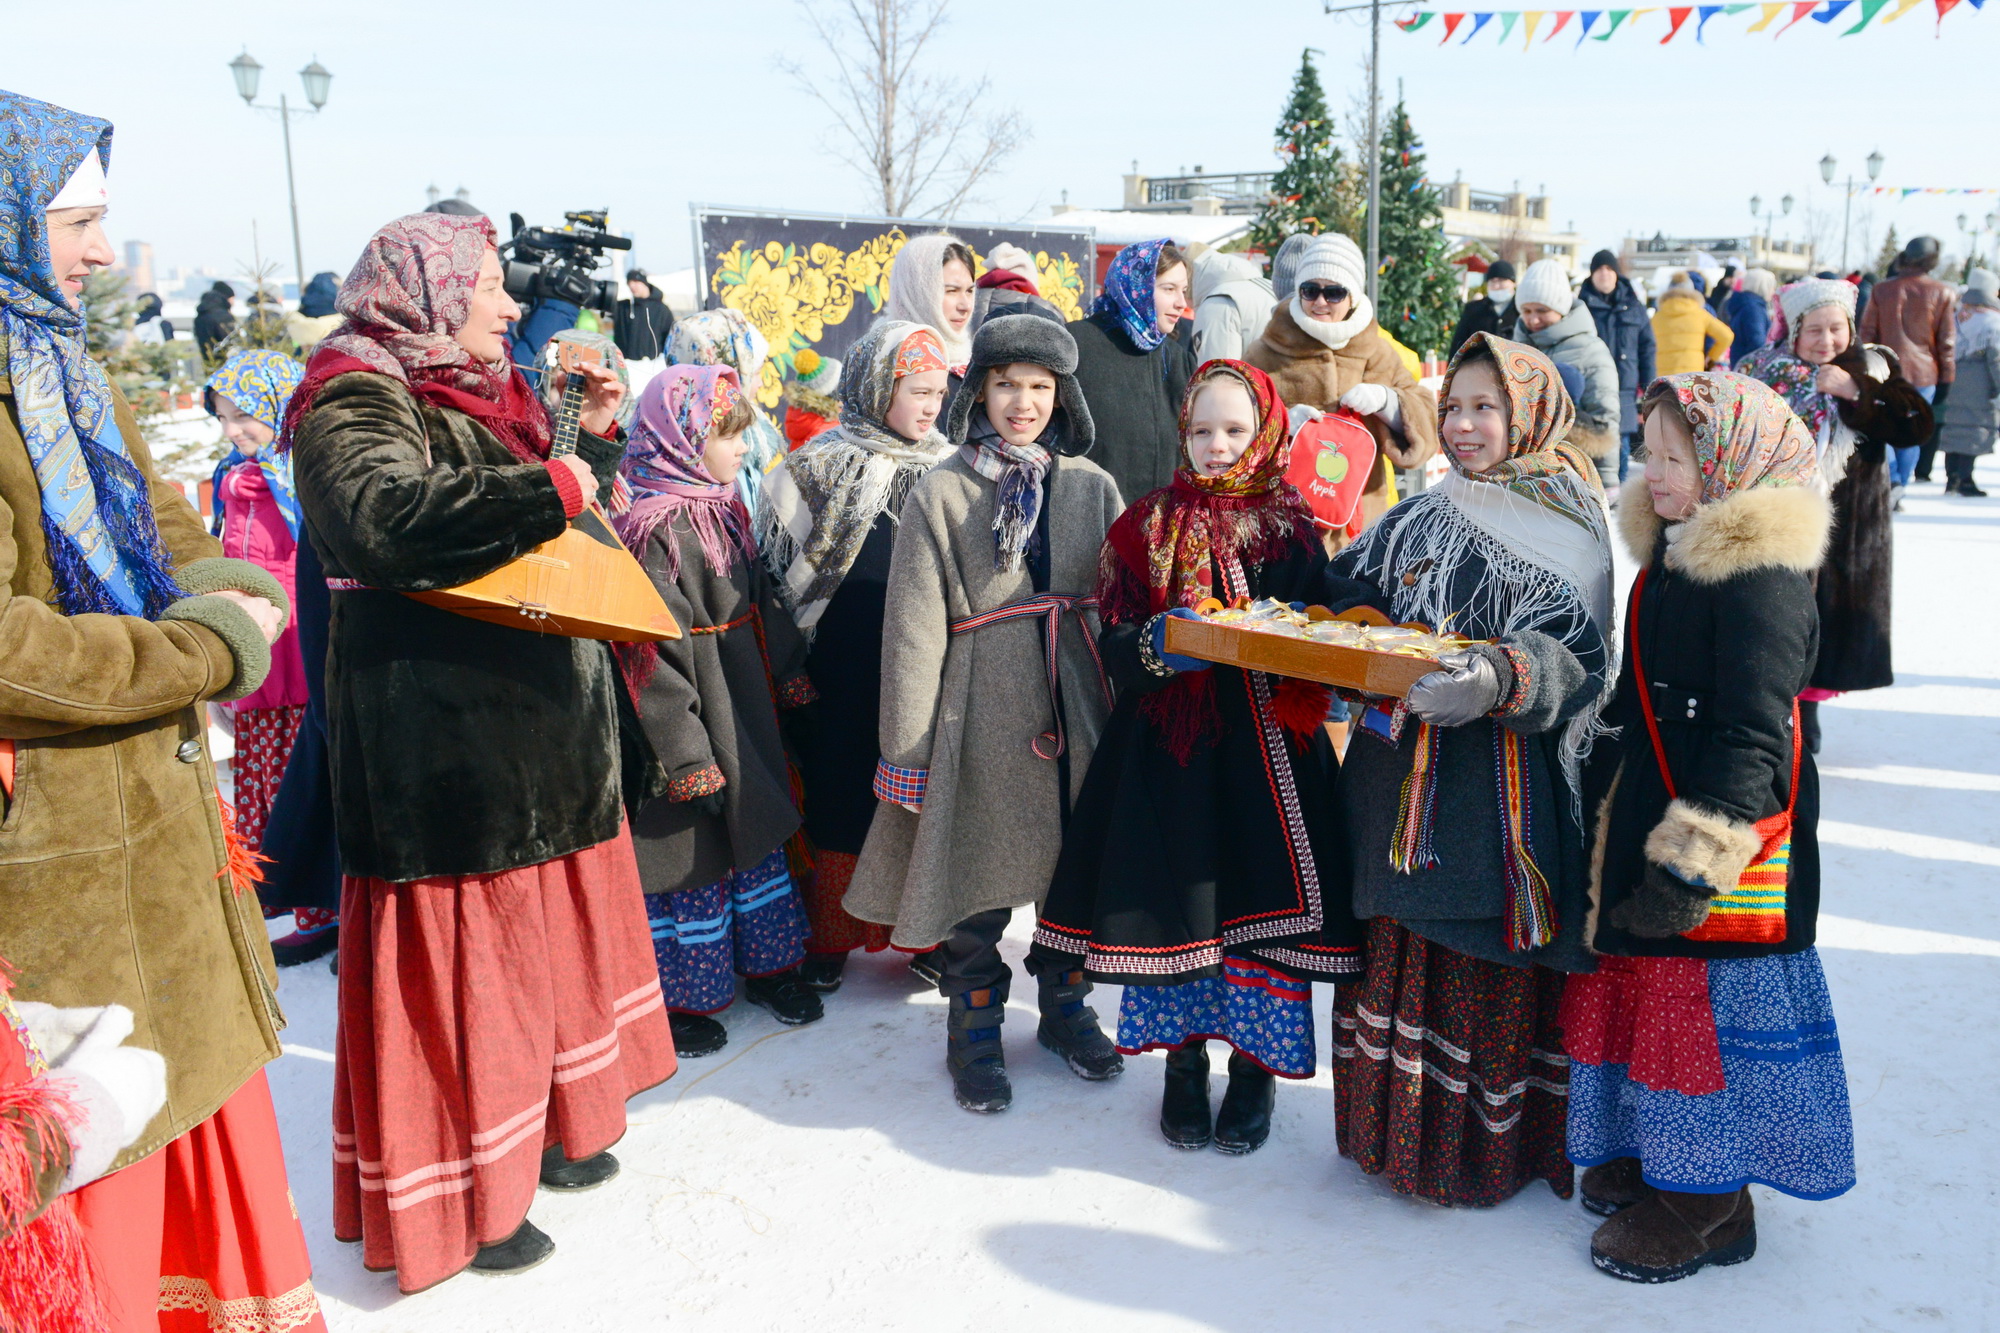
[1250,51,1362,259]
[1370,100,1459,359]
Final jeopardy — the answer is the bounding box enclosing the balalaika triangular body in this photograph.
[405,338,681,643]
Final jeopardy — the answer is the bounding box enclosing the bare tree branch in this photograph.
[783,0,1030,219]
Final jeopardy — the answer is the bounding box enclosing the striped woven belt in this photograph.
[688,609,756,636]
[949,593,1110,760]
[325,578,371,591]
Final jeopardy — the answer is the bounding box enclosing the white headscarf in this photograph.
[884,232,974,370]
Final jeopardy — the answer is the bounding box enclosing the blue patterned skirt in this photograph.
[1115,958,1316,1078]
[645,849,809,1014]
[1566,948,1856,1200]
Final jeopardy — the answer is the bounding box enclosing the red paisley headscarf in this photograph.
[285,213,552,462]
[1101,359,1322,762]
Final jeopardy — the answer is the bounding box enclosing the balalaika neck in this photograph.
[551,376,587,458]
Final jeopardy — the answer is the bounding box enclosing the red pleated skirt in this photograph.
[71,1069,326,1333]
[331,824,675,1293]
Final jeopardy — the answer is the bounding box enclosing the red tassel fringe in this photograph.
[216,794,269,896]
[1271,676,1334,740]
[0,1082,109,1333]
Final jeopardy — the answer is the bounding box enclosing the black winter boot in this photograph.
[538,1142,619,1191]
[470,1219,555,1275]
[1212,1051,1276,1155]
[669,1010,728,1058]
[1036,968,1124,1081]
[946,987,1011,1113]
[1160,1043,1213,1150]
[744,970,825,1026]
[799,952,847,992]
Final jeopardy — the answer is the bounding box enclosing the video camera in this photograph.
[502,209,631,314]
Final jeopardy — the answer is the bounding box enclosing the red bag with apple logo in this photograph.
[1285,410,1377,539]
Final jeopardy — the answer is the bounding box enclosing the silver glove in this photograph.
[1404,649,1505,728]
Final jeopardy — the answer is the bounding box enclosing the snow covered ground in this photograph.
[264,480,2000,1331]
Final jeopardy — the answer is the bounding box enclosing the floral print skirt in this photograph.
[1563,947,1855,1200]
[646,848,810,1014]
[800,850,896,955]
[1116,958,1316,1078]
[1332,918,1573,1206]
[232,704,306,850]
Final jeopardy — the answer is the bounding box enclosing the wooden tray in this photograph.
[1163,605,1448,697]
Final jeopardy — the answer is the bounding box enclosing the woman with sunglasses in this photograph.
[1245,234,1436,544]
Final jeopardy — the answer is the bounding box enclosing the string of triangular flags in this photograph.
[1861,187,1998,196]
[1395,0,1977,44]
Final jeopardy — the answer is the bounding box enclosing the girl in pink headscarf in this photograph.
[616,366,824,1056]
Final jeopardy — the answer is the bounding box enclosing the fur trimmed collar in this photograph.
[1616,474,1831,584]
[1288,292,1377,351]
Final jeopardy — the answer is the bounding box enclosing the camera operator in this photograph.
[498,210,629,379]
[614,268,675,362]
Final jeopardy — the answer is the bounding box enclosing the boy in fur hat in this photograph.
[842,314,1127,1113]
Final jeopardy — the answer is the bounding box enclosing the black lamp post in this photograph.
[229,50,333,299]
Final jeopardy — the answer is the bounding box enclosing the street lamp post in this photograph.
[1820,149,1884,274]
[1749,193,1795,267]
[229,51,332,300]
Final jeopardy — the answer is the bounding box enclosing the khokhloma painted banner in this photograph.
[693,205,1094,409]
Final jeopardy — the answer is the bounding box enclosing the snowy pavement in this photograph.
[266,480,2000,1331]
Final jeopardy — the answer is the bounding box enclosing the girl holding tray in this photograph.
[1564,371,1852,1283]
[1328,333,1615,1206]
[1035,357,1364,1156]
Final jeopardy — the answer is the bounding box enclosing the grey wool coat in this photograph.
[628,514,812,896]
[843,454,1124,947]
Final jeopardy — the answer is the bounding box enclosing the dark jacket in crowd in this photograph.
[1065,310,1195,506]
[1449,294,1515,358]
[1589,477,1831,960]
[614,288,676,362]
[299,272,340,319]
[1724,290,1771,366]
[1578,277,1657,435]
[291,371,653,881]
[194,283,235,358]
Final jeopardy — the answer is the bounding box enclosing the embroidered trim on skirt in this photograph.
[332,823,676,1293]
[71,1070,326,1333]
[1333,918,1573,1206]
[801,850,895,955]
[1563,946,1856,1200]
[1116,958,1316,1077]
[647,848,809,1013]
[230,704,306,849]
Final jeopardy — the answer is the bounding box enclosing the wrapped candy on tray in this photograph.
[1162,597,1475,697]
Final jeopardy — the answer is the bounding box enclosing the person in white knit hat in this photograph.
[1513,258,1621,488]
[1244,232,1437,541]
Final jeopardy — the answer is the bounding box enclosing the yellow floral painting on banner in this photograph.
[709,229,1089,408]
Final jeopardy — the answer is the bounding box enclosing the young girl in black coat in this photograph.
[1036,358,1360,1155]
[1566,371,1855,1284]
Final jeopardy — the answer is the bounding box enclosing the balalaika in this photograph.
[406,338,682,643]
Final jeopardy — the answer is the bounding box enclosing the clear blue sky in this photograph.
[7,0,1994,289]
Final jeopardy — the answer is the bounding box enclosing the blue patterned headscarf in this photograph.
[205,349,305,539]
[0,91,184,617]
[1091,238,1173,353]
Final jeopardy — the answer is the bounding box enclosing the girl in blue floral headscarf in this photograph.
[204,348,311,851]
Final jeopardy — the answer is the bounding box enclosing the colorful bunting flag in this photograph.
[1391,0,1976,38]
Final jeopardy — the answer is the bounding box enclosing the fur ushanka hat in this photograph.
[947,311,1096,455]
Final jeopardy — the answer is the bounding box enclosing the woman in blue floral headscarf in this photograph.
[204,349,311,858]
[1066,238,1195,504]
[0,89,324,1333]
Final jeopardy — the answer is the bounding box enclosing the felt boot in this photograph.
[470,1219,555,1275]
[669,1010,728,1058]
[946,987,1011,1113]
[1212,1051,1276,1155]
[1581,1156,1650,1216]
[1590,1186,1757,1283]
[744,970,826,1026]
[538,1143,619,1192]
[1036,968,1124,1081]
[1160,1042,1212,1150]
[799,952,847,993]
[270,920,338,967]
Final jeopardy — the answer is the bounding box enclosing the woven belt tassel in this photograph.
[1389,720,1443,874]
[1494,725,1555,951]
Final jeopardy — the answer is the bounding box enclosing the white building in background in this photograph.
[1619,233,1818,290]
[1438,179,1584,273]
